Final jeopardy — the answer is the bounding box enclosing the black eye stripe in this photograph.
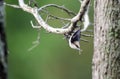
[74,44,80,48]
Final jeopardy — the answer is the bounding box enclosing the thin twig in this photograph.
[28,29,41,51]
[30,21,41,28]
[80,38,89,42]
[81,33,93,37]
[38,4,76,16]
[41,9,71,21]
[45,15,49,22]
[4,2,21,8]
[48,14,71,21]
[86,29,93,33]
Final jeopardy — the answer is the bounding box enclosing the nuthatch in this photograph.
[68,29,81,50]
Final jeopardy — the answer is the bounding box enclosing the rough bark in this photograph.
[92,0,120,79]
[0,0,8,79]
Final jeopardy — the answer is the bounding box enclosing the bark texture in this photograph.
[0,0,8,79]
[92,0,120,79]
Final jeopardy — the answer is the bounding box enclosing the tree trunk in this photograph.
[0,0,8,79]
[92,0,120,79]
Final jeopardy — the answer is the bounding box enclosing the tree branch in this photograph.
[5,0,91,50]
[17,0,90,34]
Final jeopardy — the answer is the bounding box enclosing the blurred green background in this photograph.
[5,0,93,79]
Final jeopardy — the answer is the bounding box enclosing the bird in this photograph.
[68,29,81,50]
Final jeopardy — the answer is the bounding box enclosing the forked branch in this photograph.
[6,0,91,51]
[18,0,90,34]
